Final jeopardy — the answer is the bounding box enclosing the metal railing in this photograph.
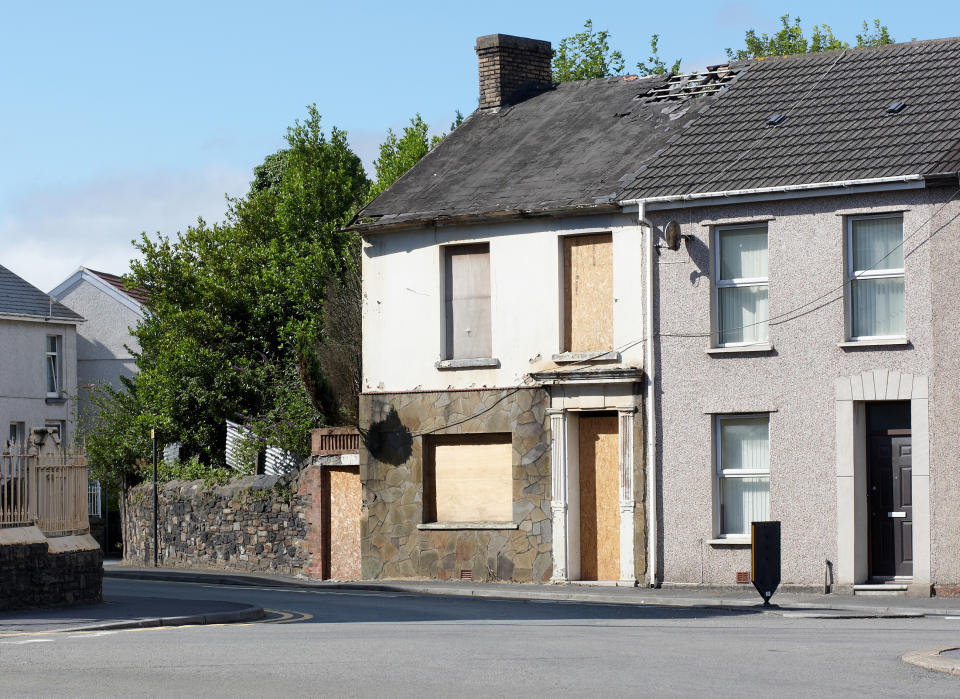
[0,445,90,536]
[311,427,360,455]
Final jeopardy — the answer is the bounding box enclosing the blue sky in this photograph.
[0,0,951,291]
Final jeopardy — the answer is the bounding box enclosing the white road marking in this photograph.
[1,639,54,644]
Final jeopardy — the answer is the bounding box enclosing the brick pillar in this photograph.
[475,34,553,110]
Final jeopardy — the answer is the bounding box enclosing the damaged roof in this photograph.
[0,264,84,321]
[355,37,960,232]
[352,71,735,231]
[623,37,960,198]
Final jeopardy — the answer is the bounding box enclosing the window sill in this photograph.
[45,395,66,405]
[705,343,773,355]
[435,357,500,370]
[417,522,519,531]
[707,537,751,547]
[837,337,910,349]
[552,350,621,363]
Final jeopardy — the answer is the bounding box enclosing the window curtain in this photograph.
[720,417,770,535]
[719,286,768,344]
[852,217,903,271]
[852,277,905,337]
[720,227,768,279]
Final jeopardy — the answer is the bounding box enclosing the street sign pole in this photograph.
[152,428,158,568]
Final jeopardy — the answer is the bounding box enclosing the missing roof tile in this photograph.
[638,65,739,103]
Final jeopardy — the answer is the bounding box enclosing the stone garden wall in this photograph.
[359,387,553,583]
[0,527,103,611]
[124,468,322,577]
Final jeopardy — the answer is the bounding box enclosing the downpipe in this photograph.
[640,201,659,588]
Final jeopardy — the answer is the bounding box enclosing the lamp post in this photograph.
[151,428,158,568]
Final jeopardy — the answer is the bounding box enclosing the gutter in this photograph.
[620,174,926,212]
[0,311,83,325]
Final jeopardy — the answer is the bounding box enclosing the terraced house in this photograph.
[353,34,960,596]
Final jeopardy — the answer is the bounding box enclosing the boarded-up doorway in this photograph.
[579,413,619,581]
[323,465,361,580]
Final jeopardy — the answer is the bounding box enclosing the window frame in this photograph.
[45,334,62,397]
[713,224,769,348]
[714,413,770,539]
[440,242,493,362]
[845,214,906,342]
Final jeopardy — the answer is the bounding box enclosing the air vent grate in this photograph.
[460,569,473,581]
[736,571,750,584]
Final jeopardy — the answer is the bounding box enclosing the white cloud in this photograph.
[1,167,250,292]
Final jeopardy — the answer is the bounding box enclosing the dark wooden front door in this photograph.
[867,406,913,578]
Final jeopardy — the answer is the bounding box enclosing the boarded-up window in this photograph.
[426,434,512,523]
[444,244,492,359]
[563,234,613,352]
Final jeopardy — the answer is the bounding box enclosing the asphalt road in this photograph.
[2,578,960,697]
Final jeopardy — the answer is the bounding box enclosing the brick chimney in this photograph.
[475,34,553,110]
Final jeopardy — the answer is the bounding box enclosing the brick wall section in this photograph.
[475,34,552,109]
[124,467,323,577]
[0,543,102,611]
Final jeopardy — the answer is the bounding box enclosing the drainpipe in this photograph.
[639,201,659,588]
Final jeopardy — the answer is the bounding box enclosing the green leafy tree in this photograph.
[552,19,625,82]
[636,34,682,76]
[119,105,368,468]
[369,114,443,199]
[726,14,893,60]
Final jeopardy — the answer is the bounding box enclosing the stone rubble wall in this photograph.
[0,528,103,611]
[123,467,321,577]
[359,387,553,583]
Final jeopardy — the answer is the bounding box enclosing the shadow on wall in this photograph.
[362,404,413,466]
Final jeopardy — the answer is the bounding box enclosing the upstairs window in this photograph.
[716,225,768,346]
[444,244,492,360]
[46,335,62,396]
[563,233,613,352]
[847,216,905,339]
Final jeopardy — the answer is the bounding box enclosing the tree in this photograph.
[120,105,369,467]
[636,34,682,76]
[369,114,443,200]
[726,14,893,61]
[552,19,625,82]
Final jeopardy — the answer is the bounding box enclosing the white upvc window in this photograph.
[847,215,905,340]
[46,335,62,396]
[716,414,770,538]
[715,225,769,346]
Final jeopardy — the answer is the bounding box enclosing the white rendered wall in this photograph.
[0,319,78,443]
[362,213,643,392]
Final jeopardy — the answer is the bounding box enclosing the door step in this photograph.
[853,583,909,596]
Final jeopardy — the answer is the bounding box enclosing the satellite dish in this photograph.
[664,220,683,251]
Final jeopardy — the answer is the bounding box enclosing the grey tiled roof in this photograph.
[0,264,84,321]
[623,37,960,199]
[354,72,726,229]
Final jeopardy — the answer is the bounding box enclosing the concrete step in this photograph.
[853,583,909,596]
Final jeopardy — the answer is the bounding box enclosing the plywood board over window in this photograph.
[563,234,613,352]
[444,244,492,359]
[427,434,512,523]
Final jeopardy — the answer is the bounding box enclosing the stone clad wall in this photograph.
[359,387,553,582]
[124,469,321,576]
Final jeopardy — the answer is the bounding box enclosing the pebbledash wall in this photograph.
[124,468,323,577]
[0,527,102,611]
[360,387,553,582]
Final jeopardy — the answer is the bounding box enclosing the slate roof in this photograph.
[623,37,960,199]
[353,72,730,230]
[87,269,149,305]
[0,264,84,321]
[356,37,960,231]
